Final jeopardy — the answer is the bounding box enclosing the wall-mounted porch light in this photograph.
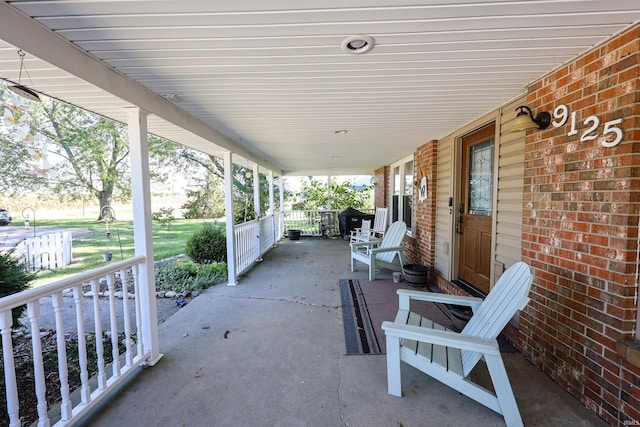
[508,105,551,133]
[8,50,40,102]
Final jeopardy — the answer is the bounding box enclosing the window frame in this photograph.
[390,154,415,235]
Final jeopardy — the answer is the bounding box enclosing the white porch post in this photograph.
[224,151,237,286]
[252,162,261,260]
[279,176,285,235]
[126,107,162,365]
[327,175,332,210]
[268,171,275,245]
[268,170,274,216]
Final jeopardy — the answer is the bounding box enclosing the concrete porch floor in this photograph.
[80,238,607,427]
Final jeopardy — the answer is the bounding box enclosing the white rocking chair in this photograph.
[350,207,389,244]
[349,219,372,243]
[370,206,388,239]
[350,220,406,281]
[381,261,533,427]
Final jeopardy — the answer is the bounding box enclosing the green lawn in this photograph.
[31,215,225,287]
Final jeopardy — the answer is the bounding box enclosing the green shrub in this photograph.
[154,257,227,293]
[0,249,36,326]
[185,224,227,264]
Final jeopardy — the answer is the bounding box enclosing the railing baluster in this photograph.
[51,292,72,420]
[72,285,91,404]
[120,269,133,367]
[106,273,121,378]
[0,311,20,427]
[26,301,50,427]
[132,265,144,359]
[91,279,107,390]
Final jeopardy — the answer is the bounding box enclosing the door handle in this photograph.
[456,203,464,234]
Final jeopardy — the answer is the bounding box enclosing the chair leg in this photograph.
[351,253,357,272]
[369,257,376,281]
[385,335,402,397]
[485,354,523,427]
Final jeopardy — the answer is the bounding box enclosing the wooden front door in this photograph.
[457,124,495,293]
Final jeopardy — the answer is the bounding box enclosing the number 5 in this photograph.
[601,118,623,147]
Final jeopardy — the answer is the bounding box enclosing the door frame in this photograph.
[450,119,501,291]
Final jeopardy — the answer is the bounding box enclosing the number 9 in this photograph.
[552,105,568,127]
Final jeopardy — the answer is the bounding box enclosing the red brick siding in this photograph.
[374,165,388,209]
[520,23,640,426]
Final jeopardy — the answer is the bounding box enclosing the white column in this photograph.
[224,151,237,286]
[126,107,162,365]
[252,162,261,261]
[268,170,275,246]
[252,163,260,219]
[268,170,274,216]
[327,175,332,210]
[279,176,285,237]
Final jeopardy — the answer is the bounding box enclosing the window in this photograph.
[391,155,414,233]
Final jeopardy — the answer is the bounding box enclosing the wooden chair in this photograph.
[351,207,389,244]
[381,261,533,427]
[350,221,406,281]
[349,219,372,243]
[370,207,388,239]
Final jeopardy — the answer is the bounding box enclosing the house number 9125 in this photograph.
[551,104,624,147]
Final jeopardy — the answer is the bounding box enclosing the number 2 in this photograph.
[580,116,600,142]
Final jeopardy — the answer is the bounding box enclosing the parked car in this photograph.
[0,209,12,226]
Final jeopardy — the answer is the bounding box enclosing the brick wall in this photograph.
[374,165,388,209]
[520,23,640,425]
[412,140,438,267]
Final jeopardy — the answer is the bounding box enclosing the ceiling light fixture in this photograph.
[160,93,180,101]
[341,36,375,54]
[508,105,551,133]
[8,50,40,102]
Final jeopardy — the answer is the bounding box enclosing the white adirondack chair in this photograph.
[350,220,406,281]
[381,261,533,427]
[349,219,372,243]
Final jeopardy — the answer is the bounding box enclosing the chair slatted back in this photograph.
[372,207,388,234]
[460,262,533,376]
[375,221,406,264]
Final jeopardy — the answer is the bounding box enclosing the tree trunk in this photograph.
[97,190,113,220]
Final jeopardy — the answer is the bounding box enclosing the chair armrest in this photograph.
[370,245,404,255]
[397,289,483,311]
[381,321,499,355]
[350,241,378,249]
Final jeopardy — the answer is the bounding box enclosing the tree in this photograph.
[1,84,129,219]
[298,177,373,211]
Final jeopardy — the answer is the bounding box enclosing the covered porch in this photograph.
[1,1,639,425]
[78,237,604,426]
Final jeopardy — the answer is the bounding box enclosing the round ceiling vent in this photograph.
[341,35,375,54]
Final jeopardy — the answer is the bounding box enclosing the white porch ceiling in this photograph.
[1,1,639,175]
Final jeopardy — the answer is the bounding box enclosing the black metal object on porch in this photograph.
[338,207,375,238]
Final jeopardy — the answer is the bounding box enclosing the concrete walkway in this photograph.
[80,238,607,427]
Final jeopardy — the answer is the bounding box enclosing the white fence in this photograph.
[232,213,285,277]
[282,210,340,237]
[0,256,150,427]
[15,232,73,271]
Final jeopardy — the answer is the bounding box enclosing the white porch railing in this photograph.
[15,232,73,271]
[233,213,285,276]
[282,210,340,237]
[0,256,150,427]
